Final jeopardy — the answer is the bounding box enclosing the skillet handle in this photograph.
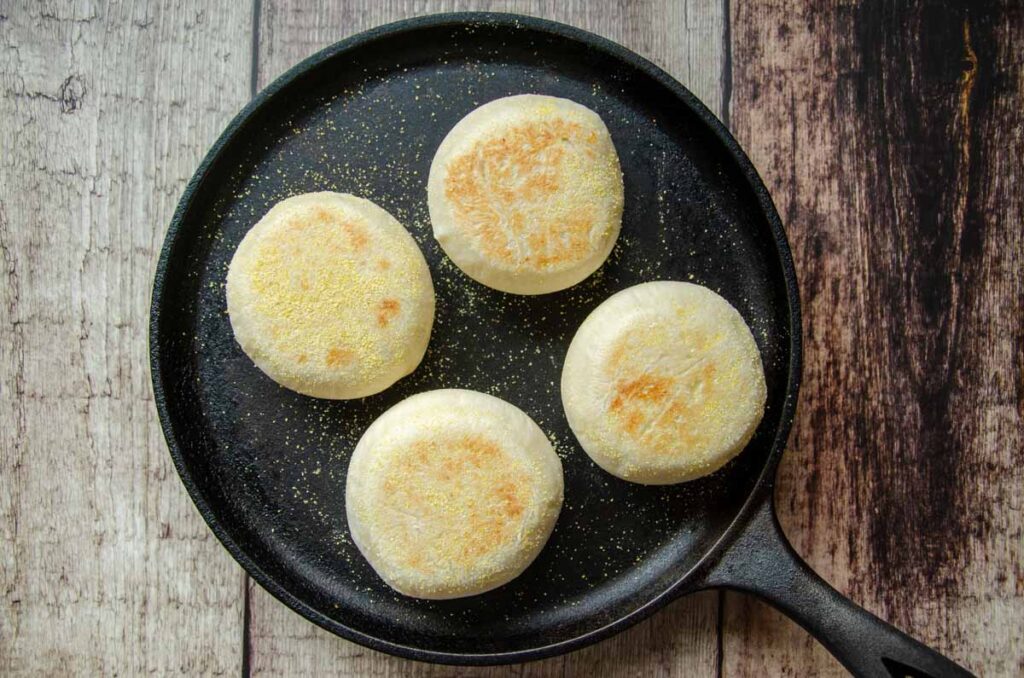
[701,500,974,678]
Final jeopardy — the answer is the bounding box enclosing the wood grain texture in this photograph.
[3,0,1021,675]
[248,1,725,675]
[725,1,1024,676]
[0,2,252,674]
[256,0,725,118]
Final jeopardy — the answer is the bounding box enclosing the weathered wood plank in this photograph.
[725,1,1024,675]
[0,1,253,673]
[248,1,725,675]
[1,0,1017,675]
[257,0,725,118]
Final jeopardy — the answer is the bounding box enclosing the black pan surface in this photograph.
[151,13,799,664]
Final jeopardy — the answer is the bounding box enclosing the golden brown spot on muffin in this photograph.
[443,118,601,270]
[405,552,425,572]
[309,206,332,222]
[325,347,353,367]
[606,339,630,376]
[296,354,308,364]
[610,375,672,412]
[608,365,718,452]
[340,220,368,251]
[526,212,593,268]
[495,481,524,519]
[283,206,368,252]
[381,433,531,571]
[377,298,400,327]
[377,258,391,270]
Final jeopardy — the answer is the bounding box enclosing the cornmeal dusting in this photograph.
[226,193,434,399]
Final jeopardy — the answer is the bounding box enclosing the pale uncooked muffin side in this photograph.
[226,192,434,399]
[346,389,564,599]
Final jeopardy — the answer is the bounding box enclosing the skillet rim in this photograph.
[148,11,803,665]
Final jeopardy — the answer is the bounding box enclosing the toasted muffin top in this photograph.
[428,95,623,295]
[562,281,767,484]
[346,389,564,599]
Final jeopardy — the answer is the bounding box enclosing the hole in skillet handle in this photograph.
[698,499,975,678]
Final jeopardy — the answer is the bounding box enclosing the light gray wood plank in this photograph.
[250,585,718,677]
[0,1,253,673]
[256,0,724,118]
[249,1,725,675]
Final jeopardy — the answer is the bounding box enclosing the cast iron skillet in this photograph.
[150,13,971,676]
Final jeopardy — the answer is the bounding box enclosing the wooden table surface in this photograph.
[1,1,1021,675]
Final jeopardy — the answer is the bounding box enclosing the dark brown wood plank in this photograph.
[725,1,1023,675]
[247,1,726,675]
[0,1,253,673]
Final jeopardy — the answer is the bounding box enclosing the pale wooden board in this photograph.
[724,1,1024,676]
[248,1,725,675]
[0,1,253,674]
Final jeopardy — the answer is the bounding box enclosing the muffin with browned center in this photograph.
[561,281,767,484]
[428,95,623,295]
[346,389,564,599]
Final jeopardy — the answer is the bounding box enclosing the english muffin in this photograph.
[346,389,564,599]
[428,94,623,294]
[561,281,766,484]
[226,192,434,399]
